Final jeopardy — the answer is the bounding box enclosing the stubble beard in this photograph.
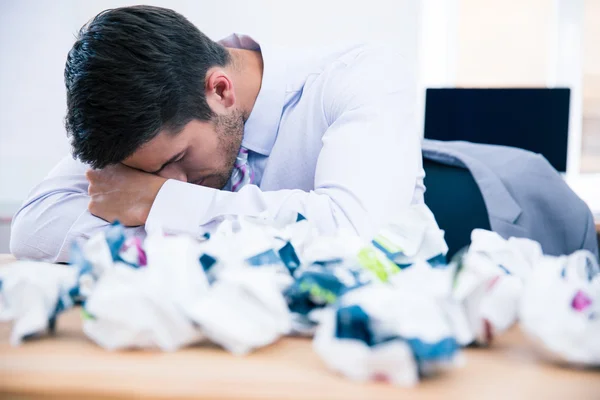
[213,110,245,189]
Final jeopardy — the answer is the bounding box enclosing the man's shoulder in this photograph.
[278,41,412,117]
[309,42,402,71]
[287,42,403,76]
[314,42,411,101]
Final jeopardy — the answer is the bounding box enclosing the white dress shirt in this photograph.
[10,34,424,263]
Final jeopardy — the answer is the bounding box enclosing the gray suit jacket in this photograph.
[422,139,599,258]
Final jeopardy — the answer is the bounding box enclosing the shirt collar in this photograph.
[218,33,287,156]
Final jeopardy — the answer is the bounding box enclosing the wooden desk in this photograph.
[1,257,599,399]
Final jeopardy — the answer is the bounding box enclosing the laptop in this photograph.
[424,88,570,172]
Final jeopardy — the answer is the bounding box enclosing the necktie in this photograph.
[230,147,254,192]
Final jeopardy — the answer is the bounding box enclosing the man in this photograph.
[10,6,424,262]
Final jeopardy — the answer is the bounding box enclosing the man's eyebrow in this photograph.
[149,150,185,174]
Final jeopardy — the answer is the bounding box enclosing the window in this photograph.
[455,0,551,87]
[581,0,600,173]
[451,0,600,175]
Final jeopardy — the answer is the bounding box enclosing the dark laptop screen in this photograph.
[424,88,570,172]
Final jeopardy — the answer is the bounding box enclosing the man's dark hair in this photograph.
[64,6,231,168]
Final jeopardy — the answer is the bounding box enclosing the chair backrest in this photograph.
[423,157,491,260]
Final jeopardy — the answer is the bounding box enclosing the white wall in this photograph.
[0,1,78,205]
[0,0,421,209]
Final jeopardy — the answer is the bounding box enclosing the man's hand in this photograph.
[86,164,167,226]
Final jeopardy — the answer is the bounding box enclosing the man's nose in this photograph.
[157,164,187,182]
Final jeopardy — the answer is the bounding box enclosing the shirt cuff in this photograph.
[145,179,216,237]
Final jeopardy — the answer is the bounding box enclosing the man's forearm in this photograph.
[10,156,146,263]
[11,190,144,263]
[146,179,385,240]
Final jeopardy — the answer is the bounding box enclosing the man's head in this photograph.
[65,6,245,189]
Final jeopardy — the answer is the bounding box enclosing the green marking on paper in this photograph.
[357,247,400,282]
[373,233,403,254]
[299,281,337,304]
[80,308,95,321]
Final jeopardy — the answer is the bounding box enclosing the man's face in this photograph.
[122,111,244,189]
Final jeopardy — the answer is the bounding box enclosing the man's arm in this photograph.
[142,47,424,239]
[10,156,145,263]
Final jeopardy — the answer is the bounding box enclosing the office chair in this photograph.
[423,157,491,260]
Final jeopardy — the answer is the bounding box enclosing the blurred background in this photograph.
[0,0,598,252]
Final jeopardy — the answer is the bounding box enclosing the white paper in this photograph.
[519,251,600,366]
[0,261,78,345]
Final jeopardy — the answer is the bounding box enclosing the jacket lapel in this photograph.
[422,139,523,230]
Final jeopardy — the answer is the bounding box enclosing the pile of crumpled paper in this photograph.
[0,204,598,386]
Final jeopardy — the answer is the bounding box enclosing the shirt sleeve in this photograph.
[10,156,145,263]
[146,46,424,240]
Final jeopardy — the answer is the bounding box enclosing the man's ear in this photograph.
[205,68,236,113]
